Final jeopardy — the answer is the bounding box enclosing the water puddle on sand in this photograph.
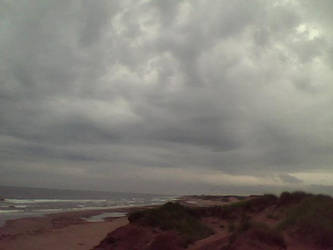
[83,212,127,222]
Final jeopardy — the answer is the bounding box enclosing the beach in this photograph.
[0,208,130,250]
[0,196,243,250]
[0,196,224,250]
[0,186,177,250]
[2,194,332,250]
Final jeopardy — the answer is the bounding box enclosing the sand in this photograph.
[0,210,129,250]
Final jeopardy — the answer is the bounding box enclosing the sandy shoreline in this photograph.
[0,196,238,250]
[0,207,148,250]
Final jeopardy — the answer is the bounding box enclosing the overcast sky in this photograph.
[1,0,333,194]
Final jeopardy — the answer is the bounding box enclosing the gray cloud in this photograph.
[279,174,303,184]
[1,0,333,194]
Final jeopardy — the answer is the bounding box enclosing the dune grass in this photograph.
[278,194,333,248]
[128,202,213,245]
[225,221,286,250]
[130,192,333,248]
[277,191,312,207]
[225,192,333,248]
[196,194,278,222]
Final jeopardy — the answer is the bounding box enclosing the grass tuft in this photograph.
[225,221,286,250]
[278,194,333,248]
[128,202,213,245]
[277,191,312,207]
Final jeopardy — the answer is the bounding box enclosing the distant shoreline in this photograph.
[0,202,163,227]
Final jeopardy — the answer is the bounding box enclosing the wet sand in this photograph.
[0,209,129,250]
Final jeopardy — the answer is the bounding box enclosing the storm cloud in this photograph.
[1,0,333,194]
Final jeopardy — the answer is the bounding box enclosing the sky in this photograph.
[1,0,333,194]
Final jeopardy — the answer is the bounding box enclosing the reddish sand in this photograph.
[188,217,229,250]
[0,210,128,250]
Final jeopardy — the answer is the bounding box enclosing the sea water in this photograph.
[0,186,176,226]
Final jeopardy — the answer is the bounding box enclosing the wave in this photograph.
[0,210,21,214]
[6,199,108,204]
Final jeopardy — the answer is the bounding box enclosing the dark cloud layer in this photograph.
[1,0,333,194]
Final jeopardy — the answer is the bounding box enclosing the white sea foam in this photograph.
[6,199,107,204]
[33,208,65,213]
[0,210,21,214]
[32,204,138,213]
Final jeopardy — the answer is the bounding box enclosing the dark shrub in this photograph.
[128,202,213,244]
[278,191,312,207]
[246,194,278,212]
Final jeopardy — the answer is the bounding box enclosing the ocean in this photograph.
[0,186,177,226]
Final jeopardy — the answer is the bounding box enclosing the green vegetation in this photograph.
[266,213,279,220]
[202,194,278,220]
[277,191,311,207]
[245,222,286,248]
[227,194,277,211]
[225,221,286,250]
[129,192,333,249]
[220,192,333,249]
[128,202,213,245]
[228,221,286,249]
[228,192,333,248]
[278,194,333,248]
